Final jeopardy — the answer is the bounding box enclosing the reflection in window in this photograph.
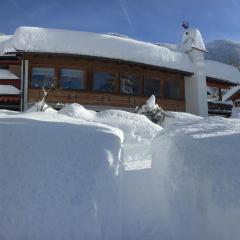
[120,74,139,95]
[93,72,115,92]
[144,78,161,97]
[164,80,180,99]
[60,68,84,90]
[31,67,55,88]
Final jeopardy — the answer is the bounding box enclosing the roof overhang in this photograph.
[13,51,194,76]
[206,76,238,88]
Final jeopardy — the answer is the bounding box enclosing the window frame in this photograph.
[30,65,56,89]
[163,79,181,100]
[92,70,117,93]
[59,67,86,91]
[143,76,162,97]
[120,72,141,96]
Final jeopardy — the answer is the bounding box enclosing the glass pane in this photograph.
[144,78,161,97]
[164,80,180,99]
[93,72,115,92]
[31,67,55,88]
[60,68,84,90]
[120,74,139,95]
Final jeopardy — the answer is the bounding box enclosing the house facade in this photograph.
[0,26,239,115]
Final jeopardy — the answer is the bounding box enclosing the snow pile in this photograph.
[0,26,193,73]
[0,69,19,79]
[1,105,240,240]
[205,60,240,85]
[59,103,162,144]
[149,113,240,240]
[231,107,240,118]
[0,85,20,95]
[0,110,123,240]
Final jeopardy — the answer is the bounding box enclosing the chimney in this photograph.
[182,27,208,117]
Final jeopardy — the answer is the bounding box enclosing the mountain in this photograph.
[206,40,240,68]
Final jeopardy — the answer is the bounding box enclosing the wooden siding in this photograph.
[0,79,21,89]
[26,54,186,111]
[28,89,185,111]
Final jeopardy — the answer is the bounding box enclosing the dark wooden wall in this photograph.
[26,54,186,111]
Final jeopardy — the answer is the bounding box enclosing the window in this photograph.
[31,67,55,88]
[120,74,140,95]
[93,71,115,92]
[164,80,180,99]
[60,68,85,90]
[144,78,161,97]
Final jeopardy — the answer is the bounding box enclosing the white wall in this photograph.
[184,49,208,117]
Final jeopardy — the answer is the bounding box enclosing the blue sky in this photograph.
[1,0,240,44]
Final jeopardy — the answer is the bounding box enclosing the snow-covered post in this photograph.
[183,28,208,117]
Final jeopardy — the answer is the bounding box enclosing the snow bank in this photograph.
[0,110,122,240]
[150,113,240,240]
[0,85,20,95]
[0,26,194,73]
[231,107,240,118]
[59,103,162,144]
[2,105,240,240]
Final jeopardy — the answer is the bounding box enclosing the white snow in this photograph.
[0,35,13,44]
[1,103,240,240]
[0,109,123,240]
[0,69,19,79]
[0,26,194,73]
[182,28,207,52]
[206,60,240,85]
[223,85,240,101]
[231,107,240,118]
[144,95,156,111]
[0,85,20,95]
[58,103,162,144]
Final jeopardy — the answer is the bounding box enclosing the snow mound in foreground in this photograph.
[0,112,122,240]
[59,103,162,144]
[151,114,240,240]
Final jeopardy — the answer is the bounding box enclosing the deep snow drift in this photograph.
[1,104,240,240]
[151,112,240,240]
[0,109,124,240]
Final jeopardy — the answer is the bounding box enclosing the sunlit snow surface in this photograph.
[1,105,240,240]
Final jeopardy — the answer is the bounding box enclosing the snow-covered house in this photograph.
[0,26,239,116]
[0,69,21,110]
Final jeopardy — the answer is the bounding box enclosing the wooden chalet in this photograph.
[0,26,239,116]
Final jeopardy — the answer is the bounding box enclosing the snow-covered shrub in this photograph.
[27,77,53,112]
[135,95,167,125]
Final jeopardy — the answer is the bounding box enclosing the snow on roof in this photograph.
[0,26,194,73]
[0,69,19,79]
[0,85,20,95]
[154,43,182,52]
[205,60,240,85]
[222,85,240,101]
[0,34,13,43]
[182,28,207,52]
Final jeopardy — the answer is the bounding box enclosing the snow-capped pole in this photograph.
[182,27,208,117]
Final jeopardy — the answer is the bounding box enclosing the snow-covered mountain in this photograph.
[206,40,240,68]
